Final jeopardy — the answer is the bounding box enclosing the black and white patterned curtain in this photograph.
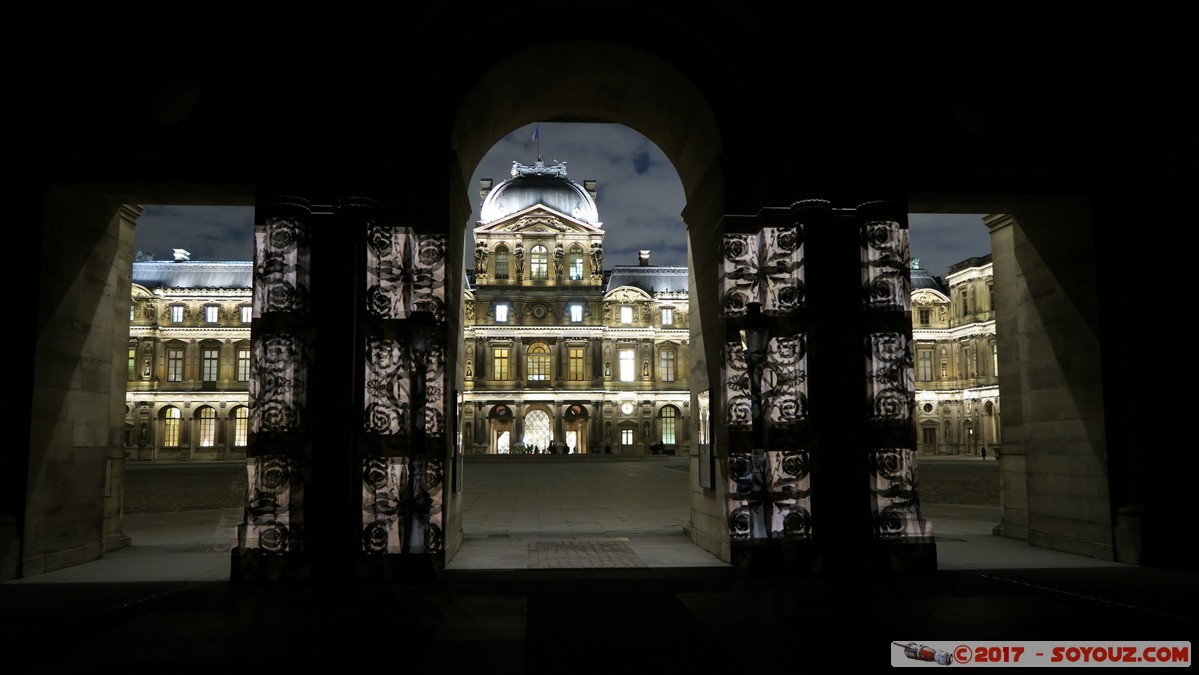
[239,210,312,554]
[859,214,932,540]
[361,224,448,555]
[720,223,812,542]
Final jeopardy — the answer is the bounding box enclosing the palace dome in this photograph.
[479,160,601,225]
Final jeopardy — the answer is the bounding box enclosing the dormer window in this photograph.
[568,245,585,280]
[530,244,549,280]
[494,245,510,280]
[620,306,633,324]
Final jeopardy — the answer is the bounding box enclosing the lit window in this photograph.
[128,347,137,380]
[234,407,249,447]
[569,347,584,380]
[659,349,676,382]
[620,306,633,324]
[237,347,251,382]
[660,406,677,445]
[167,348,184,382]
[619,349,635,382]
[130,304,136,321]
[241,305,252,323]
[494,246,510,279]
[493,348,510,380]
[205,305,219,323]
[495,303,509,322]
[530,244,549,280]
[568,246,585,280]
[198,407,216,447]
[163,407,181,447]
[621,428,633,448]
[661,308,673,325]
[570,304,583,322]
[202,348,219,382]
[527,342,551,381]
[170,305,184,323]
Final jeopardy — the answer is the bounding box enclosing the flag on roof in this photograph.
[526,126,539,147]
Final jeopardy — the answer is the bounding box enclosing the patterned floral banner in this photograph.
[249,333,307,434]
[722,334,809,430]
[362,457,407,554]
[727,450,812,541]
[254,215,311,316]
[860,219,910,312]
[407,457,444,554]
[237,455,303,553]
[364,336,410,435]
[868,448,933,538]
[365,224,447,321]
[720,226,804,318]
[866,332,915,422]
[424,343,446,438]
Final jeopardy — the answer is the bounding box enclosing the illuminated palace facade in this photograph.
[910,255,1001,456]
[125,251,253,461]
[461,160,691,454]
[120,205,998,462]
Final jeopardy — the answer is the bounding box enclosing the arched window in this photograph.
[527,342,551,381]
[568,245,585,280]
[163,407,181,447]
[233,407,249,447]
[524,409,552,451]
[494,245,510,280]
[659,405,679,445]
[198,407,217,447]
[530,244,549,280]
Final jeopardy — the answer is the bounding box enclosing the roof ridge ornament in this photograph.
[511,159,568,178]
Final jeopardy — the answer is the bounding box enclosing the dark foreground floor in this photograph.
[3,458,1194,671]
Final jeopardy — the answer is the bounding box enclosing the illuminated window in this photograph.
[233,407,249,447]
[527,342,551,381]
[570,303,583,322]
[659,349,676,382]
[569,245,585,280]
[128,346,137,380]
[167,348,184,382]
[495,303,509,322]
[620,306,633,324]
[661,308,673,325]
[493,348,510,380]
[202,347,219,382]
[660,406,678,445]
[237,347,251,382]
[569,347,584,380]
[163,407,181,447]
[205,305,219,323]
[918,349,932,382]
[619,349,635,382]
[241,305,252,323]
[198,407,216,447]
[130,304,136,321]
[530,244,549,280]
[170,305,184,323]
[621,428,633,448]
[494,245,510,279]
[991,343,998,376]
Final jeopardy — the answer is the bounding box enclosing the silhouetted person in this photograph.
[981,447,987,460]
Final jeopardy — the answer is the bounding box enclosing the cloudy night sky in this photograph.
[133,123,990,278]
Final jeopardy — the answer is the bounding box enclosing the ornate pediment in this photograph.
[474,206,605,236]
[603,285,654,303]
[912,288,949,306]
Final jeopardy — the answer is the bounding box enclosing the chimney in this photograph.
[639,250,650,266]
[173,249,191,262]
[479,178,493,199]
[584,180,597,200]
